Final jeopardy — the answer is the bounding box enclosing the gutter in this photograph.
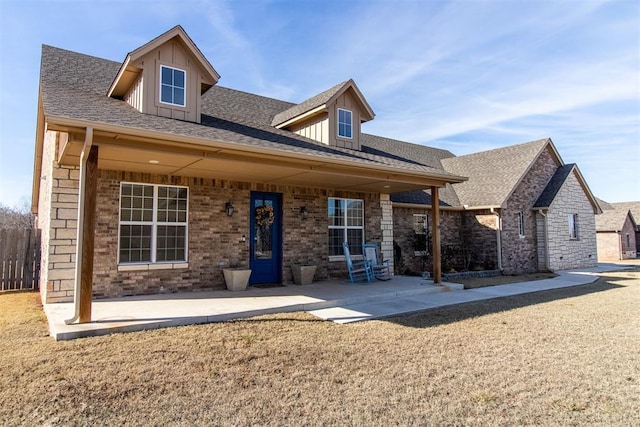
[65,127,93,325]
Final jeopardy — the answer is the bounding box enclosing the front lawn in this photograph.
[1,268,638,426]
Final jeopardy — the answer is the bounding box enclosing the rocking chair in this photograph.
[362,243,392,280]
[342,242,374,283]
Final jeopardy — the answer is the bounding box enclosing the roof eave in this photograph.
[44,114,467,186]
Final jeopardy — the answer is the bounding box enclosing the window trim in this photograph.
[118,182,189,265]
[337,108,353,139]
[328,197,364,259]
[159,64,187,107]
[518,211,525,237]
[568,213,579,240]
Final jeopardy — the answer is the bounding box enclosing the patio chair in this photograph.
[342,242,374,283]
[362,243,392,280]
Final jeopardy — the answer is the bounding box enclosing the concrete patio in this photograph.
[44,263,632,340]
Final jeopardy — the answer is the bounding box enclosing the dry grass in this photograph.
[1,268,639,426]
[450,272,558,289]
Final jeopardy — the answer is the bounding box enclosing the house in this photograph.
[595,199,638,260]
[32,26,601,321]
[610,202,640,256]
[380,139,602,274]
[31,26,466,314]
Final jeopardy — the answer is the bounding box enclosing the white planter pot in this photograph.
[291,265,317,286]
[223,268,252,291]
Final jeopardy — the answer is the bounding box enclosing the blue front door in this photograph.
[249,192,282,285]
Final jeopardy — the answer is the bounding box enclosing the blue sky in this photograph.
[1,0,638,208]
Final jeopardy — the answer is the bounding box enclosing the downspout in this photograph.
[539,210,550,271]
[65,127,93,325]
[492,208,503,271]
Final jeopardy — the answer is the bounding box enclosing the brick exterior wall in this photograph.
[596,215,637,261]
[500,146,560,274]
[392,206,462,274]
[38,150,384,301]
[543,171,598,270]
[461,210,499,270]
[620,216,637,259]
[36,131,81,303]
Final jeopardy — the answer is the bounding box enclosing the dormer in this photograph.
[272,79,374,150]
[107,25,220,123]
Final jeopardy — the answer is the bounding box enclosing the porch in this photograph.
[45,276,462,340]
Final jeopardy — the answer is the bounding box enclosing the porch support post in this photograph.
[431,186,441,284]
[78,144,98,323]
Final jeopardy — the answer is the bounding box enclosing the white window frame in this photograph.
[337,108,353,139]
[568,213,579,240]
[159,65,186,107]
[518,212,525,237]
[328,197,364,259]
[118,182,189,265]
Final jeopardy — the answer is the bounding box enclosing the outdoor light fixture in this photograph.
[300,206,309,219]
[225,201,234,217]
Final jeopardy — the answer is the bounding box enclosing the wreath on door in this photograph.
[255,205,275,227]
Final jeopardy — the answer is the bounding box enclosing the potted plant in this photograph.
[291,264,316,286]
[223,267,252,291]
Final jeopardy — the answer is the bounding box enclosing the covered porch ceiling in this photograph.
[52,124,464,194]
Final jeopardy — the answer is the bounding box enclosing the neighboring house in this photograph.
[383,139,601,274]
[595,199,638,260]
[32,26,602,310]
[611,202,640,256]
[32,26,465,305]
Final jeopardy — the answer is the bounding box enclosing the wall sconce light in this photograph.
[300,206,309,219]
[225,201,234,217]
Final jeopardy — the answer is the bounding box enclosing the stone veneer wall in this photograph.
[36,131,81,303]
[545,171,598,270]
[89,171,382,299]
[379,194,394,274]
[501,146,560,274]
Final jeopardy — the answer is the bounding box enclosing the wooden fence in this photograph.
[0,228,41,291]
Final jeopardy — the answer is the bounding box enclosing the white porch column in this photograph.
[380,194,394,274]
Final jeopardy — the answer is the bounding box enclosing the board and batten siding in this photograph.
[124,75,144,112]
[329,91,362,150]
[291,115,330,145]
[130,39,206,123]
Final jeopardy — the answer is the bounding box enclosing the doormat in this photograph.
[252,283,286,289]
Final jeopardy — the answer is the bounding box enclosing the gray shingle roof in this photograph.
[595,207,635,232]
[361,133,460,207]
[533,164,575,208]
[39,45,462,178]
[611,202,640,229]
[441,139,551,207]
[270,80,349,127]
[596,201,640,232]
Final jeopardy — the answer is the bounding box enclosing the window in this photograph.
[337,108,352,139]
[413,214,429,235]
[626,233,630,249]
[568,214,579,239]
[119,183,188,264]
[413,214,430,255]
[518,212,525,237]
[328,197,364,256]
[160,65,186,107]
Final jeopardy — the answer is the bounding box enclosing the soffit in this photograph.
[56,129,458,193]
